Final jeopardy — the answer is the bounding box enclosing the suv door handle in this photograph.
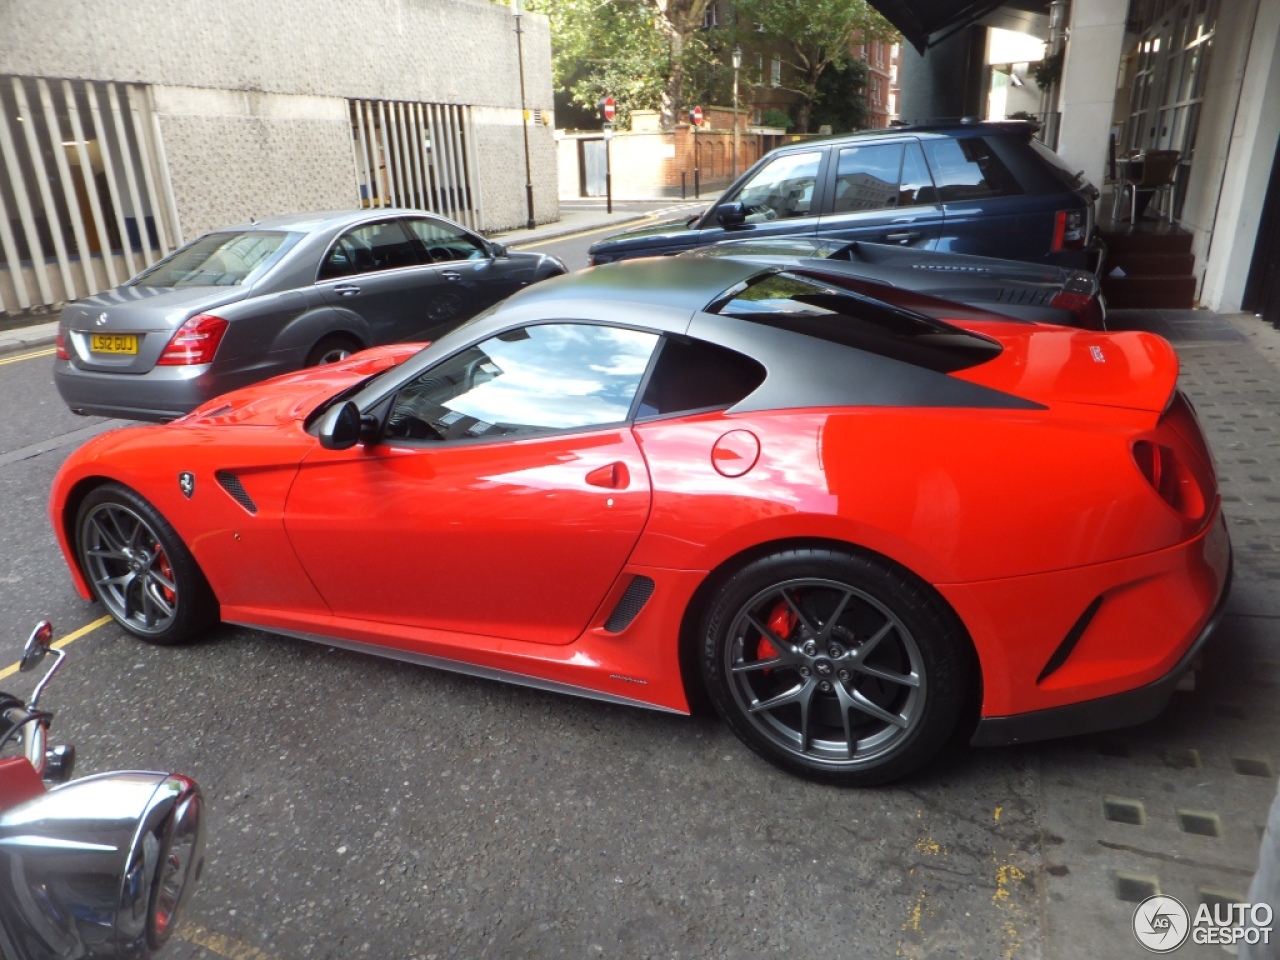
[884,231,921,244]
[333,284,361,297]
[442,271,462,281]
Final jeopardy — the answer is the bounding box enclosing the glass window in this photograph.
[899,142,936,206]
[132,231,294,287]
[921,138,1023,202]
[404,217,488,263]
[385,323,659,443]
[831,143,904,213]
[731,150,823,222]
[636,337,765,418]
[319,220,420,280]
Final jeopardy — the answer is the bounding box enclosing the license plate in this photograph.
[90,333,138,355]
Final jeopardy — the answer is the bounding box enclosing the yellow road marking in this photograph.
[178,922,283,960]
[0,615,112,682]
[0,347,56,366]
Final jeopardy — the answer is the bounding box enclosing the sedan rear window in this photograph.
[710,272,1001,373]
[132,231,293,287]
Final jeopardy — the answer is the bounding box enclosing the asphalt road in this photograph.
[1,247,1275,960]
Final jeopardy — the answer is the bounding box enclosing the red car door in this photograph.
[283,321,660,646]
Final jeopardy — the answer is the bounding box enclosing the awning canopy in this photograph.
[870,0,1009,53]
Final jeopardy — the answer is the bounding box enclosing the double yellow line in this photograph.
[0,347,55,367]
[0,615,111,682]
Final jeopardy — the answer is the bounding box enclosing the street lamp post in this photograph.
[512,0,535,229]
[732,45,742,179]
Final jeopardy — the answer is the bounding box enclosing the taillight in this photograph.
[1051,209,1087,252]
[157,313,228,366]
[55,332,69,360]
[1049,291,1104,329]
[1132,440,1205,520]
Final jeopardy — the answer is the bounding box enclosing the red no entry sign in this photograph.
[690,105,703,127]
[602,96,616,122]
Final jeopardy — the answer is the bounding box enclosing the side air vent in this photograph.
[604,576,656,633]
[215,470,258,514]
[1037,595,1104,683]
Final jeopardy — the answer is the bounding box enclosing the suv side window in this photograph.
[405,217,488,263]
[921,137,1023,202]
[319,220,419,280]
[900,142,937,206]
[831,143,905,213]
[732,150,823,221]
[384,323,659,443]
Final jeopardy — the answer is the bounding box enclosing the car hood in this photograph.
[588,216,702,254]
[952,323,1178,414]
[61,284,251,333]
[179,344,423,426]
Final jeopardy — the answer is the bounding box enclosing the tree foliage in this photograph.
[732,0,896,132]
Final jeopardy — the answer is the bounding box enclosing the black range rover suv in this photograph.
[588,121,1102,272]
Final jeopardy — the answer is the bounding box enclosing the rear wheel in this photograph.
[75,483,218,645]
[700,548,971,786]
[306,334,361,367]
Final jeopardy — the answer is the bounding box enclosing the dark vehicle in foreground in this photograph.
[51,257,1228,787]
[589,121,1100,271]
[0,622,204,958]
[684,237,1106,328]
[54,209,566,422]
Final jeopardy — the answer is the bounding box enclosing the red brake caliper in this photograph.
[155,544,176,604]
[757,601,796,671]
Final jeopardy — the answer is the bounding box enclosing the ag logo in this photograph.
[178,472,196,499]
[1133,894,1190,953]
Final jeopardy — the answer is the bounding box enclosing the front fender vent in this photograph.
[215,470,258,515]
[604,576,655,633]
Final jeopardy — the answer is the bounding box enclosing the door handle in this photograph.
[884,231,921,244]
[585,462,629,489]
[333,284,361,297]
[442,271,462,281]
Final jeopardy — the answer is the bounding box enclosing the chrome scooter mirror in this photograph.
[19,621,53,673]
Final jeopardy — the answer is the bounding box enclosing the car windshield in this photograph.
[132,231,294,287]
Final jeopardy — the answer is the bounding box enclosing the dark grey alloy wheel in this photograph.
[76,483,217,645]
[702,549,971,786]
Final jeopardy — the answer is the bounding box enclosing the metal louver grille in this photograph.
[603,576,656,633]
[214,470,258,514]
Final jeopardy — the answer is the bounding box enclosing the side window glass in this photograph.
[731,150,823,222]
[385,323,659,443]
[830,143,905,213]
[899,142,937,206]
[319,221,419,280]
[637,337,765,418]
[405,217,488,263]
[921,137,1023,202]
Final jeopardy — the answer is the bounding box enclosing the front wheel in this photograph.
[76,483,218,645]
[700,548,972,786]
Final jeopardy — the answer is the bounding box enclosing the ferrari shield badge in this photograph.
[178,472,196,498]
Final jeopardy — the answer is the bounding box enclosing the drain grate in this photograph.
[1103,797,1146,826]
[1231,756,1275,778]
[1176,809,1223,838]
[1197,887,1245,910]
[1161,748,1202,770]
[1115,872,1160,902]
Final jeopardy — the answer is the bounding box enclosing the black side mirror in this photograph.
[489,241,508,258]
[716,202,747,227]
[318,401,363,450]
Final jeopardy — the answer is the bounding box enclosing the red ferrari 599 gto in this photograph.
[50,257,1231,785]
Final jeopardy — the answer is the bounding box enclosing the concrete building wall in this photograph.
[0,0,556,236]
[1056,0,1127,194]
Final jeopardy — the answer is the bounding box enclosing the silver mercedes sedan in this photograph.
[53,209,565,421]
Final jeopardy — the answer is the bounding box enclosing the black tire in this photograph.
[305,334,361,367]
[75,483,218,645]
[700,547,972,786]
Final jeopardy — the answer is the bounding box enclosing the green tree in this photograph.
[808,59,870,133]
[733,0,897,133]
